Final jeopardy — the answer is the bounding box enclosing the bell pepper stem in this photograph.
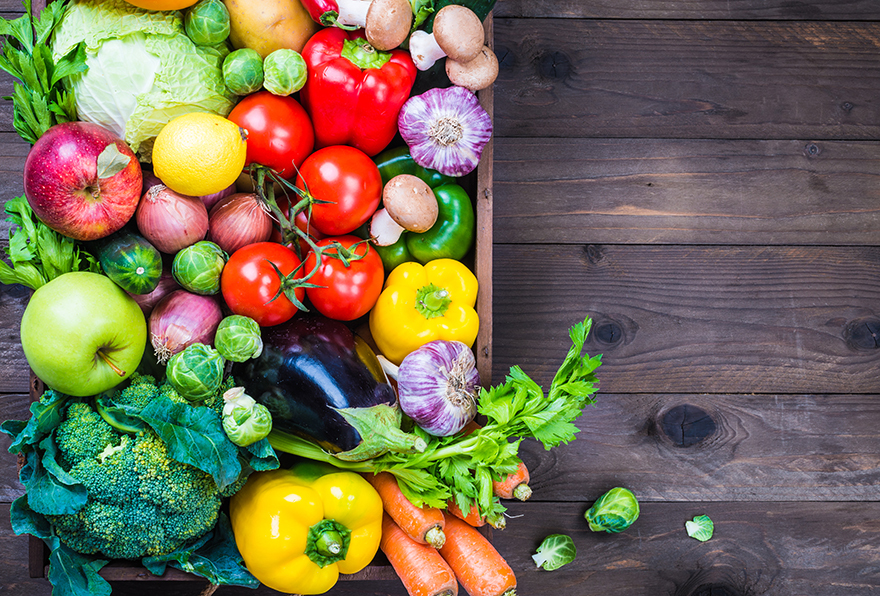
[306,519,352,568]
[415,283,451,319]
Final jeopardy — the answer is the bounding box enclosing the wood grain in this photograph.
[492,137,880,245]
[493,19,880,140]
[494,0,880,20]
[6,501,880,596]
[491,244,880,395]
[517,393,880,502]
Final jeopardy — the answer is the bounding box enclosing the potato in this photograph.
[224,0,320,58]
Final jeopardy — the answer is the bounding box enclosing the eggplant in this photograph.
[232,313,425,461]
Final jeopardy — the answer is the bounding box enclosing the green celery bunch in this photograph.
[0,0,87,143]
[269,317,602,522]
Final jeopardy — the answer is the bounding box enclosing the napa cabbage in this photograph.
[51,0,236,161]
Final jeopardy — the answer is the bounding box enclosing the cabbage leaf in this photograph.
[51,0,235,161]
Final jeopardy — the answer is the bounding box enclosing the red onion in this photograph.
[127,264,179,316]
[149,289,223,363]
[395,340,480,436]
[136,183,210,254]
[199,182,237,212]
[208,192,274,254]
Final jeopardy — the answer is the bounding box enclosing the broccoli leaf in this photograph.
[140,396,241,490]
[48,542,111,596]
[172,514,260,587]
[28,435,88,515]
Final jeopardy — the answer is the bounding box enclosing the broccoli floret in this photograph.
[113,373,161,410]
[45,401,223,560]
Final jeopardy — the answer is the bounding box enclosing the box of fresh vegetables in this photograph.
[1,0,601,595]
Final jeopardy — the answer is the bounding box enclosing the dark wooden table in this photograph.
[3,1,880,595]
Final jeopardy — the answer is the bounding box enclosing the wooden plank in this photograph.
[493,19,880,140]
[494,0,880,20]
[517,393,880,502]
[8,501,879,595]
[491,244,880,395]
[493,137,880,245]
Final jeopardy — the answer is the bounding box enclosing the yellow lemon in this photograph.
[152,112,247,197]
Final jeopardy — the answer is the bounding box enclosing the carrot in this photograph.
[381,514,459,596]
[438,512,517,596]
[366,472,446,548]
[447,498,506,530]
[492,461,532,501]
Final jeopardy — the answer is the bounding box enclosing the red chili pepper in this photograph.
[299,0,352,28]
[300,27,417,157]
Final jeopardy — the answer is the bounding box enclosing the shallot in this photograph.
[136,183,209,254]
[149,289,223,363]
[208,192,274,254]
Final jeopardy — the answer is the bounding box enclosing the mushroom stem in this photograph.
[336,0,371,29]
[409,30,446,71]
[409,4,485,70]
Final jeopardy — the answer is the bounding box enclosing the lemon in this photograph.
[152,112,247,197]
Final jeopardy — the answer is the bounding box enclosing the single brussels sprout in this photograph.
[532,534,576,571]
[584,487,640,534]
[166,343,226,402]
[686,514,714,542]
[214,315,263,362]
[223,48,264,96]
[262,49,307,96]
[172,241,227,295]
[185,0,231,46]
[222,387,273,446]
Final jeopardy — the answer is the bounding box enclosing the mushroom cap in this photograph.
[382,174,439,233]
[433,4,485,64]
[446,45,499,92]
[366,0,413,50]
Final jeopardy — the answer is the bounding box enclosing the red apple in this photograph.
[23,121,143,241]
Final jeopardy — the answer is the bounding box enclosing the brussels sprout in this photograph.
[262,49,307,96]
[222,387,273,446]
[584,487,640,534]
[686,514,714,542]
[185,0,231,46]
[214,315,263,362]
[532,534,576,571]
[171,241,228,295]
[166,343,226,402]
[223,48,264,96]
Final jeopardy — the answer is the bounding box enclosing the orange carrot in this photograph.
[366,472,446,548]
[438,512,517,596]
[381,514,459,596]
[447,498,506,530]
[492,461,532,501]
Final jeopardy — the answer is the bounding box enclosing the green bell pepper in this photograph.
[372,148,476,271]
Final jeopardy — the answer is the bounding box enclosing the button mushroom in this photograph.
[446,45,499,91]
[370,174,439,245]
[408,5,485,71]
[336,0,413,50]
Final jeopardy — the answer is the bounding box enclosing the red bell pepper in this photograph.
[300,27,417,157]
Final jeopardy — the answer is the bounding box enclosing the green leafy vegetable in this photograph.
[532,534,576,571]
[269,316,602,522]
[51,0,236,160]
[686,514,714,542]
[585,487,640,534]
[0,196,100,290]
[0,0,87,143]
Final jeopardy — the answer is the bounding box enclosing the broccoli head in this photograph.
[46,400,222,560]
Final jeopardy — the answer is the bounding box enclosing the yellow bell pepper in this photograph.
[229,461,383,595]
[369,258,479,365]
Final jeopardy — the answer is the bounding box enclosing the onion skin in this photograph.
[149,289,223,363]
[397,340,480,436]
[199,182,236,212]
[208,192,274,255]
[136,183,210,254]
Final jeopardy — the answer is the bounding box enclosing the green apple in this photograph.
[20,272,147,397]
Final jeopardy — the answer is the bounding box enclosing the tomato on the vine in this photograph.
[295,145,382,236]
[269,196,327,256]
[227,91,315,179]
[220,242,307,327]
[304,235,384,321]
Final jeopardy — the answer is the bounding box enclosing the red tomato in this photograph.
[304,235,384,321]
[220,242,306,327]
[227,91,315,179]
[295,145,382,236]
